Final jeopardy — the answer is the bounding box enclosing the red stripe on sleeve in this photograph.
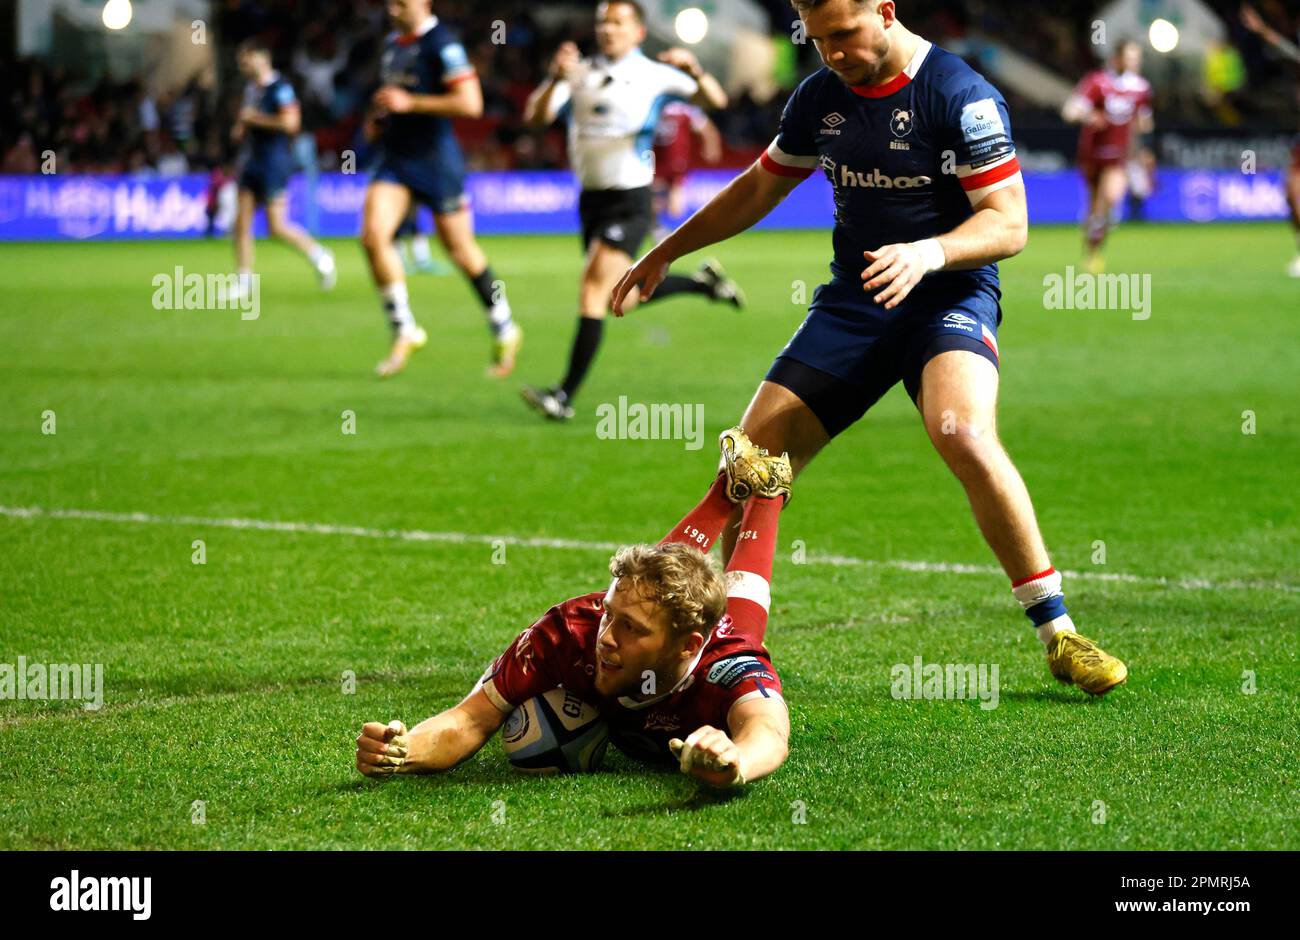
[960,157,1021,192]
[759,150,814,179]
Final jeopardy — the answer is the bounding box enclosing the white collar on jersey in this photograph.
[616,630,712,711]
[1105,68,1146,90]
[593,47,644,71]
[411,15,437,38]
[257,69,280,88]
[903,38,933,79]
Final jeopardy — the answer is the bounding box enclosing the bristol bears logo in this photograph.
[890,109,914,138]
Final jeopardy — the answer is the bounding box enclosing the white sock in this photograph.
[308,244,328,265]
[380,281,417,335]
[487,302,513,337]
[1035,615,1076,645]
[1011,568,1077,647]
[237,267,253,293]
[411,235,434,267]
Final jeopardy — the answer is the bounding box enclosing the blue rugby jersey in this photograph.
[760,39,1023,287]
[377,14,476,160]
[242,72,297,166]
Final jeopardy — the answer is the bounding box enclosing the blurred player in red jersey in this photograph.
[1062,40,1154,274]
[355,427,793,787]
[1242,3,1300,276]
[652,101,723,240]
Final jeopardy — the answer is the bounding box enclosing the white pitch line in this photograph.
[1,504,1295,595]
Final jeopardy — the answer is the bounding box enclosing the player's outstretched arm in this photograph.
[1060,92,1094,126]
[239,104,301,135]
[373,78,483,120]
[355,687,506,777]
[611,160,801,314]
[931,182,1028,270]
[523,41,579,127]
[1242,4,1300,65]
[658,48,728,111]
[670,696,790,788]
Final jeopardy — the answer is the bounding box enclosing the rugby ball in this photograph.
[502,687,609,774]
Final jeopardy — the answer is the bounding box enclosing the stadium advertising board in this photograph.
[0,168,1290,241]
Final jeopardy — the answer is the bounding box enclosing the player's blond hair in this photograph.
[790,0,879,11]
[609,543,728,638]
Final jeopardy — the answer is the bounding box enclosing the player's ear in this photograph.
[680,631,705,658]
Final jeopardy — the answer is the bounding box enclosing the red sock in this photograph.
[1086,214,1108,252]
[723,496,782,638]
[727,496,781,582]
[660,473,733,552]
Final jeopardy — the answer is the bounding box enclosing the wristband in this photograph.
[914,237,946,274]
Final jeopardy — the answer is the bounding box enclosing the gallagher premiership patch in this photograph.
[960,98,1011,167]
[706,655,774,689]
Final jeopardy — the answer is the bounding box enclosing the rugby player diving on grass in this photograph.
[612,0,1128,695]
[355,428,794,786]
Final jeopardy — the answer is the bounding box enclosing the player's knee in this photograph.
[580,283,611,315]
[928,414,1000,475]
[360,224,390,255]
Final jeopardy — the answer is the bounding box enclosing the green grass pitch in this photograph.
[0,223,1296,850]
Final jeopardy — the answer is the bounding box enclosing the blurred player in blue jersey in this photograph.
[230,40,336,300]
[614,0,1127,695]
[362,0,520,379]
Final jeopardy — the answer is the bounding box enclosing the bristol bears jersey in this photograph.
[378,15,476,160]
[545,50,700,191]
[242,72,297,165]
[1069,69,1153,163]
[477,591,784,764]
[761,39,1022,287]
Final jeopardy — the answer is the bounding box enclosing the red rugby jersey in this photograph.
[1073,69,1153,163]
[478,591,784,764]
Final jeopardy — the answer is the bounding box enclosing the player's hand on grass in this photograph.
[550,41,581,81]
[611,249,671,316]
[670,726,746,788]
[658,48,703,79]
[373,86,414,114]
[355,720,410,777]
[862,241,940,310]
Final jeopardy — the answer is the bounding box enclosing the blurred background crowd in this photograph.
[2,0,1298,177]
